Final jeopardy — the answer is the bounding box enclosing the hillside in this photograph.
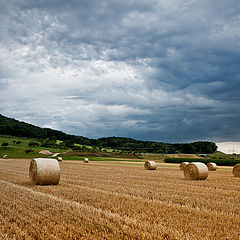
[0,114,217,154]
[0,114,91,144]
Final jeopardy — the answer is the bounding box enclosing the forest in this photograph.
[0,114,217,154]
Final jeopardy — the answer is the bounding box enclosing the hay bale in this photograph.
[83,158,89,163]
[29,158,60,185]
[57,157,62,161]
[52,153,60,157]
[233,164,240,177]
[180,162,189,170]
[144,161,156,170]
[39,150,53,156]
[184,162,208,180]
[207,162,217,171]
[3,155,8,159]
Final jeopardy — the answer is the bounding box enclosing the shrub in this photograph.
[25,149,34,154]
[165,157,240,166]
[1,142,9,147]
[28,141,39,147]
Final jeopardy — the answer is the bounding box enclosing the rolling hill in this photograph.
[0,114,217,154]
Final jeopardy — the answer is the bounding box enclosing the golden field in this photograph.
[0,159,240,240]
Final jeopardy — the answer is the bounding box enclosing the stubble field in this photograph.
[0,158,240,240]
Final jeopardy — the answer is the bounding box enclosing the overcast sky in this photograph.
[0,0,240,143]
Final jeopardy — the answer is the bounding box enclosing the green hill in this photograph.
[0,135,67,159]
[0,114,217,154]
[0,114,92,145]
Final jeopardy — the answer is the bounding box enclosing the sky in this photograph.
[0,0,240,143]
[216,142,240,154]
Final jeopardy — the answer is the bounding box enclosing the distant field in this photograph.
[0,135,201,161]
[0,135,66,159]
[0,158,239,239]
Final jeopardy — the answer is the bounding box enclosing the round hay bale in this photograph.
[29,158,60,185]
[57,157,62,161]
[144,161,156,170]
[39,150,53,156]
[184,162,208,180]
[180,162,189,170]
[233,164,240,177]
[207,162,217,171]
[52,153,60,157]
[83,158,89,163]
[3,155,8,159]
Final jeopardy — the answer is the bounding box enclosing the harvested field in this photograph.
[0,159,240,240]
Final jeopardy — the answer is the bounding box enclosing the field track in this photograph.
[0,159,240,240]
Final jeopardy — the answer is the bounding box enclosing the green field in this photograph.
[0,135,66,159]
[0,135,130,160]
[2,135,237,167]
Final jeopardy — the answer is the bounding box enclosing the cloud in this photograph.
[0,0,240,142]
[216,142,240,154]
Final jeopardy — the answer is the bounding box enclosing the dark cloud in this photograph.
[0,0,240,142]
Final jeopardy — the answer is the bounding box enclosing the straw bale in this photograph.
[233,164,240,177]
[180,162,189,170]
[39,150,53,156]
[144,161,156,170]
[207,162,217,171]
[184,162,208,180]
[29,158,60,185]
[83,158,89,163]
[52,153,60,157]
[3,155,8,159]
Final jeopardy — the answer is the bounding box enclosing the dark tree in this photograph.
[25,148,34,154]
[1,142,9,147]
[28,141,39,147]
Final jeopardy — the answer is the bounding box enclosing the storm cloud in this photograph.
[0,0,240,142]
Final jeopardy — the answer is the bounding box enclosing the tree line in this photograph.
[0,114,217,154]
